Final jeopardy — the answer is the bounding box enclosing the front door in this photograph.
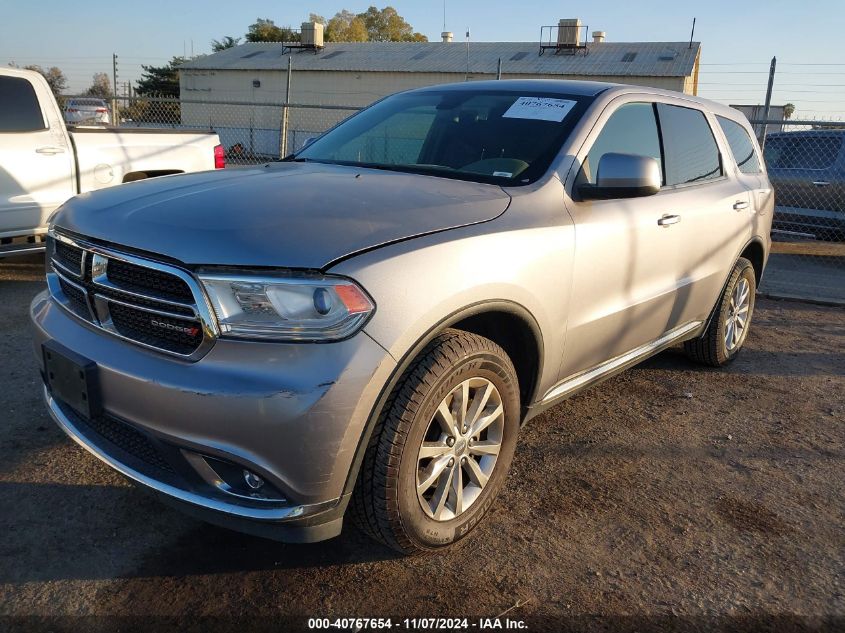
[559,100,684,379]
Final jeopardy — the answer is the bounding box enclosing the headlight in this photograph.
[198,272,375,341]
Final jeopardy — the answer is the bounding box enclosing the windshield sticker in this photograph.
[493,171,513,178]
[502,97,577,122]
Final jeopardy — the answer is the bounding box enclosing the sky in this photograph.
[2,0,843,119]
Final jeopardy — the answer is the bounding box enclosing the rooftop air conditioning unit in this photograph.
[301,22,324,48]
[557,18,582,47]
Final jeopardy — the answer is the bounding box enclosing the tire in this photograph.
[350,329,520,554]
[684,257,756,367]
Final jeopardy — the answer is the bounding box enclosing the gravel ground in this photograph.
[1,255,843,632]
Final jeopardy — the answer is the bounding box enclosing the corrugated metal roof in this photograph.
[180,41,700,78]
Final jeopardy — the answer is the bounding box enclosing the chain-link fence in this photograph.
[750,119,845,304]
[62,95,362,164]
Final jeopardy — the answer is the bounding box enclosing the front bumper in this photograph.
[31,290,395,541]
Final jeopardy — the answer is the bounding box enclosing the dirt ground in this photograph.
[1,255,843,632]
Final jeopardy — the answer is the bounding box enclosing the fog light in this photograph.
[243,470,265,490]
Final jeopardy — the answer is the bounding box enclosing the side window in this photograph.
[0,76,46,132]
[581,102,662,185]
[657,103,722,185]
[718,116,762,174]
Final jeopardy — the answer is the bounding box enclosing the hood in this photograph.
[53,162,511,269]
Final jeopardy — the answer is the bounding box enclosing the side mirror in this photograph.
[579,153,661,200]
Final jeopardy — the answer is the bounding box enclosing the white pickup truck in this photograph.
[0,67,224,257]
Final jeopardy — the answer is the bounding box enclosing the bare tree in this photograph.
[20,64,68,98]
[85,73,112,99]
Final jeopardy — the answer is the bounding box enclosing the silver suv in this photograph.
[31,80,773,553]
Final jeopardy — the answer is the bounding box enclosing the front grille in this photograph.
[58,277,90,318]
[54,240,83,275]
[107,258,194,303]
[57,399,175,474]
[47,233,213,358]
[86,412,176,474]
[109,302,203,355]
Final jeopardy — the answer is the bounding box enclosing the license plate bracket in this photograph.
[42,341,101,420]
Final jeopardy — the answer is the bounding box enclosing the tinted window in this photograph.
[718,116,762,174]
[657,103,721,185]
[582,102,662,184]
[0,76,46,132]
[764,135,842,170]
[297,90,593,185]
[69,99,107,107]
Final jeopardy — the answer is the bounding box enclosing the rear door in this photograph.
[648,102,752,327]
[0,73,74,237]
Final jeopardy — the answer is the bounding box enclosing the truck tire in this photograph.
[350,329,520,554]
[685,257,756,367]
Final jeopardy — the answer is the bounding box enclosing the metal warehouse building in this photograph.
[179,24,701,156]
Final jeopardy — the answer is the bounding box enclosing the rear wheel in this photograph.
[685,257,756,367]
[350,329,520,554]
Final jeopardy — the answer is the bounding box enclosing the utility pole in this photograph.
[496,57,502,80]
[760,56,776,148]
[111,53,119,125]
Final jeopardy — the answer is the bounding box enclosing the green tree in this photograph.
[325,9,368,42]
[356,6,427,42]
[135,56,186,97]
[85,72,112,99]
[22,64,67,98]
[245,18,300,43]
[783,103,795,120]
[211,36,241,52]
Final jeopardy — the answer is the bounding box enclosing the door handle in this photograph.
[657,214,681,227]
[733,201,749,211]
[35,146,66,155]
[812,181,830,187]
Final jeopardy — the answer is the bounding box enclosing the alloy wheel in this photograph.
[415,377,505,521]
[724,277,751,352]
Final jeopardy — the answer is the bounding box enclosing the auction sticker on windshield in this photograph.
[502,97,577,122]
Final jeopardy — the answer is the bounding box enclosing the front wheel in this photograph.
[685,257,756,367]
[350,329,520,554]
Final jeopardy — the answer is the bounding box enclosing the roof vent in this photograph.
[621,52,637,62]
[441,31,453,43]
[592,31,606,43]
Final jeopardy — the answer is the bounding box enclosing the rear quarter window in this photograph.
[0,75,46,132]
[718,116,762,174]
[657,103,722,185]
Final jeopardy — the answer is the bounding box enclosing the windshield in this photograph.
[294,89,593,185]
